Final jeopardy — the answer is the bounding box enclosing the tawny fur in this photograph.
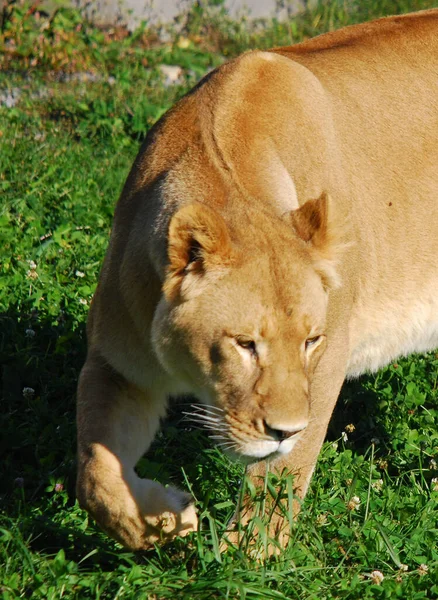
[77,10,438,550]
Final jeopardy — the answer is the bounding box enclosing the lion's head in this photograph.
[151,191,341,461]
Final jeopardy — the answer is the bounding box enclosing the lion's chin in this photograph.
[223,437,299,464]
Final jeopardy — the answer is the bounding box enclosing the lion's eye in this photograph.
[305,336,322,350]
[236,338,258,357]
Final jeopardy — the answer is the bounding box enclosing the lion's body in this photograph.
[77,10,438,549]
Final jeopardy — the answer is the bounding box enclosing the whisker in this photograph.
[189,407,224,417]
[185,404,223,414]
[191,413,222,422]
[199,425,224,432]
[216,441,238,450]
[190,403,224,413]
[181,404,237,452]
[182,416,223,428]
[219,445,240,454]
[182,410,221,420]
[215,439,236,446]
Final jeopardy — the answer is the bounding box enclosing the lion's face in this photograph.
[152,198,338,461]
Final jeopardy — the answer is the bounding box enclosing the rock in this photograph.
[158,64,183,87]
[0,88,21,108]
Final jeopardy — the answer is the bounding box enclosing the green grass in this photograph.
[1,0,437,598]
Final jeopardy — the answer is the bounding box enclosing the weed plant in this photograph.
[0,1,437,598]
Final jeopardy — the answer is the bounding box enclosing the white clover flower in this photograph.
[341,431,348,442]
[371,437,380,445]
[316,513,327,526]
[400,564,408,572]
[22,387,35,399]
[25,328,35,338]
[372,479,384,492]
[418,564,428,576]
[79,298,88,305]
[431,478,438,492]
[345,423,355,433]
[27,260,37,270]
[429,458,437,470]
[347,496,361,511]
[26,270,38,280]
[75,270,85,278]
[331,441,338,450]
[370,570,384,585]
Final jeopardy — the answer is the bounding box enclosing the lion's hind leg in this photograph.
[76,352,197,550]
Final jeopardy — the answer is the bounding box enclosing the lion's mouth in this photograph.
[230,435,301,461]
[182,403,303,461]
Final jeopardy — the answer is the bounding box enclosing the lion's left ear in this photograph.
[287,192,343,290]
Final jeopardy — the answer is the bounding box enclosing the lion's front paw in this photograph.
[142,484,198,546]
[78,468,197,550]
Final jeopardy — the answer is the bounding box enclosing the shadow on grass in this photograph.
[0,302,411,563]
[1,307,84,530]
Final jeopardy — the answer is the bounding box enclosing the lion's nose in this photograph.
[264,421,306,441]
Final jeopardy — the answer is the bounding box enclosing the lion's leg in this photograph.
[76,352,197,550]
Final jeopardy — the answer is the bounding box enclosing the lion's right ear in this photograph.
[164,204,234,300]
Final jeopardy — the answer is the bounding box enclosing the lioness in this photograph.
[76,9,438,550]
